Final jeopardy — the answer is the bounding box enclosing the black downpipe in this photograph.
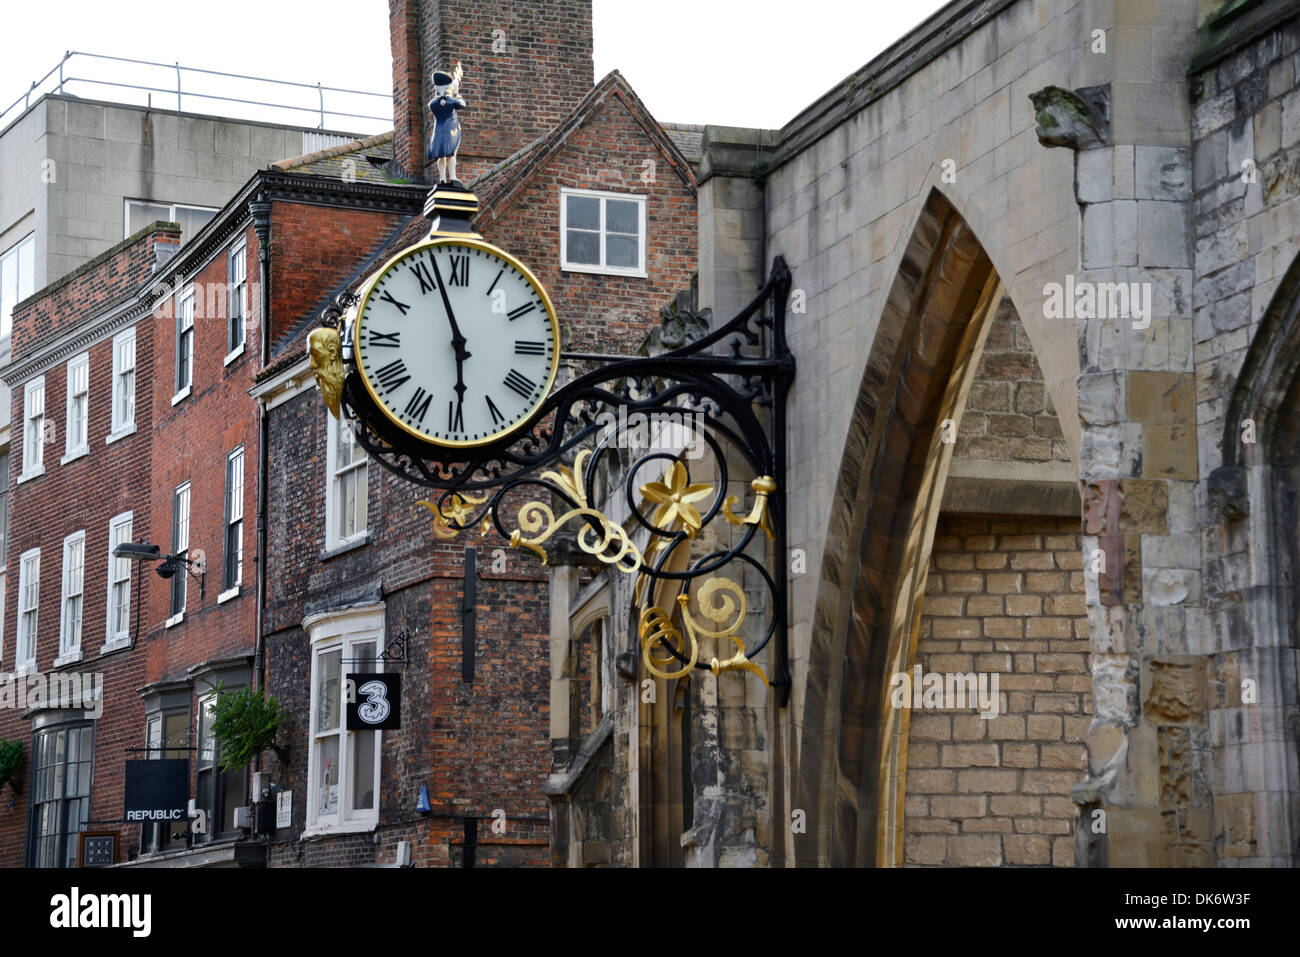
[250,193,272,723]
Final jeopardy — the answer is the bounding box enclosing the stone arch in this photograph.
[791,188,1019,866]
[1210,249,1300,864]
[1216,248,1300,631]
[1220,249,1300,470]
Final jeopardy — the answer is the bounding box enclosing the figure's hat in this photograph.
[433,71,454,86]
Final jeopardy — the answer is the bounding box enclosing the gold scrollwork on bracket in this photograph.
[508,450,644,571]
[412,491,489,539]
[720,475,777,541]
[639,599,697,681]
[640,577,768,685]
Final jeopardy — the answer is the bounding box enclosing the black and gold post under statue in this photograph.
[307,64,796,707]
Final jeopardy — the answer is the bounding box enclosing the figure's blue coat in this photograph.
[427,95,466,160]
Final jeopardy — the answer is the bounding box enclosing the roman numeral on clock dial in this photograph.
[503,369,536,399]
[378,290,410,315]
[403,387,432,424]
[514,340,545,356]
[369,330,400,347]
[408,259,436,295]
[485,395,505,425]
[374,359,411,392]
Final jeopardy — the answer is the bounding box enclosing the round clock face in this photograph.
[353,237,560,448]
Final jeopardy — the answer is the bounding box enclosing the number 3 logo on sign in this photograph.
[357,680,390,724]
[345,673,401,730]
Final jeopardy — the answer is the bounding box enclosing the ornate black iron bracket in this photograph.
[339,258,795,706]
[341,630,411,669]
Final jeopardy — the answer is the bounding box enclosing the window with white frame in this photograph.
[223,447,243,593]
[110,327,136,439]
[170,483,190,618]
[56,531,85,665]
[327,414,367,549]
[22,377,45,481]
[16,548,39,671]
[227,241,247,360]
[105,512,133,649]
[305,605,384,834]
[1,232,35,340]
[560,189,647,276]
[125,200,217,241]
[175,289,194,399]
[64,354,89,461]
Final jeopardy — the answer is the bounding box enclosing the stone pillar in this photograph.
[1040,0,1209,867]
[696,126,779,321]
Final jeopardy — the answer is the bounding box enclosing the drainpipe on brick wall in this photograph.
[250,194,272,721]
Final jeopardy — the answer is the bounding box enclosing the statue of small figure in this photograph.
[427,64,467,184]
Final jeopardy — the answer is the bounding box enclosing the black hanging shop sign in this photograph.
[123,758,189,823]
[346,673,401,730]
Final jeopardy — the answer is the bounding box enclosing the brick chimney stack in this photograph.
[389,0,594,184]
[390,0,426,182]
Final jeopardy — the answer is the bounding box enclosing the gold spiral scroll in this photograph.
[640,577,769,685]
[639,597,698,680]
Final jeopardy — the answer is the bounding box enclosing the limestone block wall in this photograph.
[903,514,1089,867]
[754,0,1088,778]
[1188,12,1300,866]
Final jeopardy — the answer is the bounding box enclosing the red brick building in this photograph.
[0,223,174,867]
[0,168,422,866]
[0,0,695,868]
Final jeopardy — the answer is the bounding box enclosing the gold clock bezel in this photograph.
[352,236,561,449]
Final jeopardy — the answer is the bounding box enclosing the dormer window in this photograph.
[560,189,647,278]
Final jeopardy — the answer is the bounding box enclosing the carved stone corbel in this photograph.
[1029,84,1111,150]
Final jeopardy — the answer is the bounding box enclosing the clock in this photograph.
[351,237,560,448]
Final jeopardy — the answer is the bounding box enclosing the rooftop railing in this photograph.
[0,50,391,137]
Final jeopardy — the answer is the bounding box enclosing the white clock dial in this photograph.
[354,239,559,447]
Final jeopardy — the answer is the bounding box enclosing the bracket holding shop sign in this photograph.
[123,758,189,824]
[345,673,401,730]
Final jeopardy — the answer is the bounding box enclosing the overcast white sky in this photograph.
[2,0,953,135]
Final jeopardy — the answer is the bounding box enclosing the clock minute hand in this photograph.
[429,255,470,362]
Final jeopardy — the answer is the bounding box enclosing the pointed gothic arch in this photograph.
[787,188,1033,866]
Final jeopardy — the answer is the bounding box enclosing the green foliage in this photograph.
[0,738,23,794]
[750,159,770,184]
[209,685,283,772]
